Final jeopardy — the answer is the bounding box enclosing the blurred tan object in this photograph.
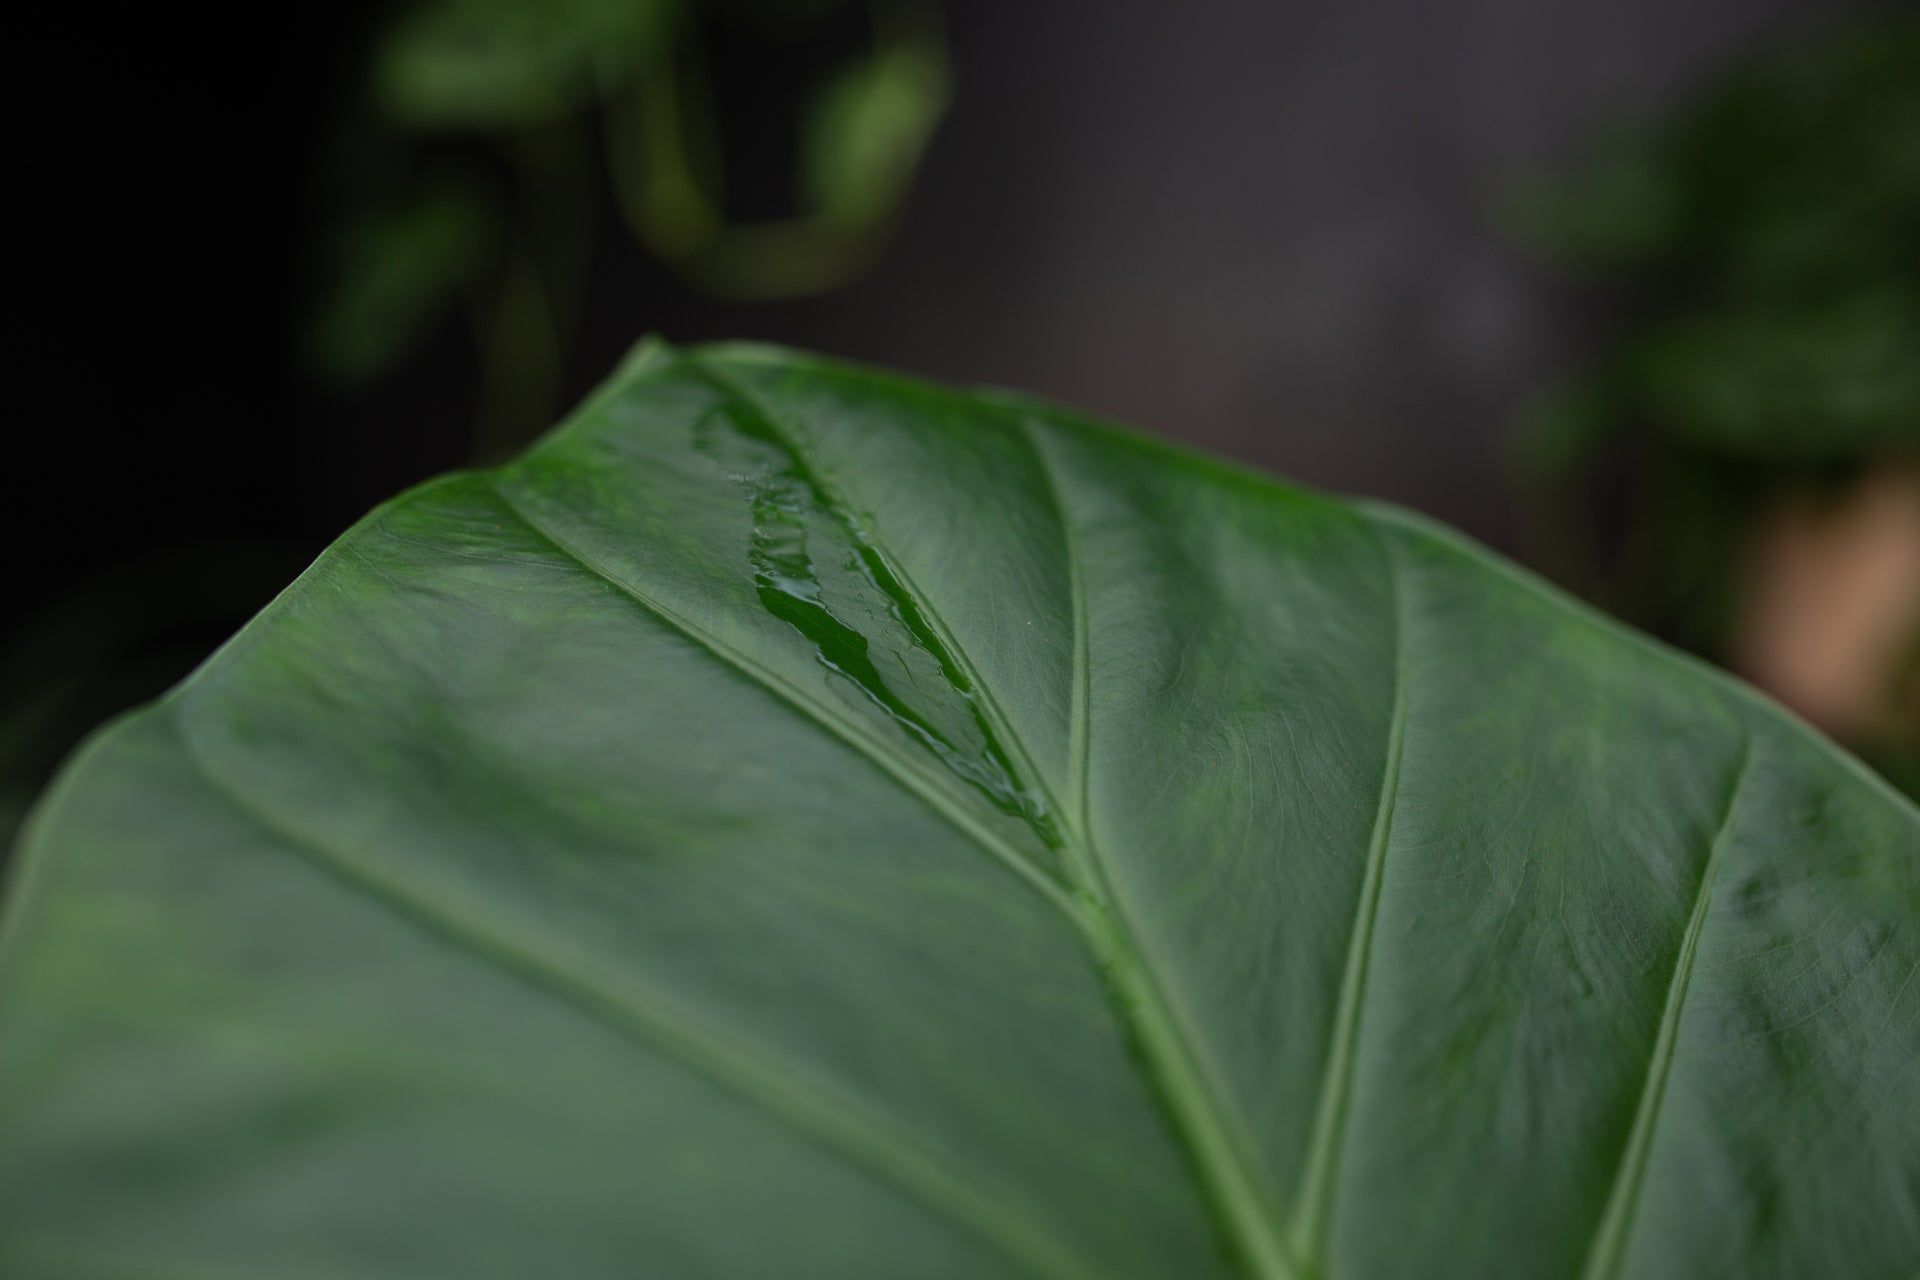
[1735,463,1920,737]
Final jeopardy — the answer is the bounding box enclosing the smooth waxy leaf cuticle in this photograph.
[698,354,1305,1278]
[1,340,1914,1280]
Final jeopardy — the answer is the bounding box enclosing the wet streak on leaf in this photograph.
[691,403,1063,847]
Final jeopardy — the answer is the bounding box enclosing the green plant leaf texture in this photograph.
[2,342,1915,1280]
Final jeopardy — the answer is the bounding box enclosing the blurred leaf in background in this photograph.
[305,0,949,451]
[600,9,948,299]
[1515,14,1920,794]
[375,0,675,128]
[306,173,498,385]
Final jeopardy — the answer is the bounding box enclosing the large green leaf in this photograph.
[1,342,1915,1279]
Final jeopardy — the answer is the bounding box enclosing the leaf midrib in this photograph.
[1017,415,1306,1280]
[693,359,1308,1280]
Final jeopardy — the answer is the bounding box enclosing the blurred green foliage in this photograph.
[305,0,949,450]
[1517,15,1920,792]
[306,175,497,384]
[375,0,675,127]
[1521,18,1920,463]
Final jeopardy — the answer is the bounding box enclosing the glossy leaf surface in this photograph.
[1,342,1915,1280]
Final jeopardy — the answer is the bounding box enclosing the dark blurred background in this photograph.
[6,0,1917,845]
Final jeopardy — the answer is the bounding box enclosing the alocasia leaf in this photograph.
[0,341,1914,1279]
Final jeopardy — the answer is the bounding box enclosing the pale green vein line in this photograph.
[1022,420,1301,1280]
[1289,529,1410,1269]
[1044,431,1094,857]
[170,716,1103,1280]
[700,356,1304,1280]
[1579,743,1753,1280]
[486,479,1082,923]
[683,356,1061,818]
